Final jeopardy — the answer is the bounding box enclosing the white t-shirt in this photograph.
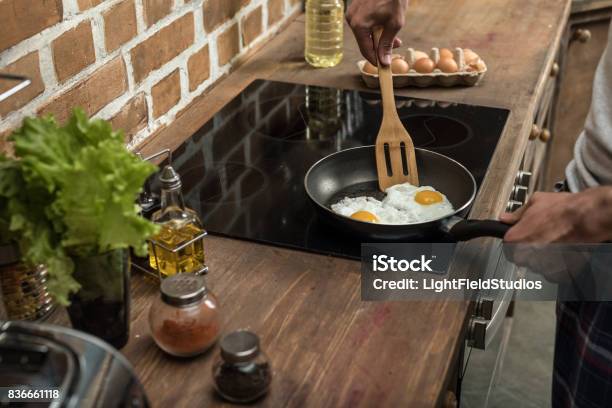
[566,23,612,192]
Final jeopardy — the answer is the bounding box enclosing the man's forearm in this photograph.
[595,186,612,241]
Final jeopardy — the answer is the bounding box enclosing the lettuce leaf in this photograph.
[0,109,158,305]
[54,140,158,256]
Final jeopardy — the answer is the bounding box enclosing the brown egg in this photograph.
[391,58,410,74]
[437,57,458,73]
[413,57,435,73]
[363,61,378,75]
[466,59,486,73]
[439,48,454,60]
[463,49,480,64]
[413,50,429,61]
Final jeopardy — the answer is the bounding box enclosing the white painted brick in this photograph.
[62,0,80,17]
[38,45,58,89]
[134,0,147,34]
[123,52,137,92]
[0,0,299,146]
[91,13,106,59]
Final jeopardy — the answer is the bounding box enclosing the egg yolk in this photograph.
[350,211,379,223]
[415,190,443,205]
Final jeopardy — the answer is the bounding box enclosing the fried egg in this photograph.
[331,183,454,225]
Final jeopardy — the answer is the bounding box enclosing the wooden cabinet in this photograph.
[523,59,559,194]
[543,5,612,190]
[508,52,560,210]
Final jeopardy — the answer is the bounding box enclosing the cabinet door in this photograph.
[545,14,611,189]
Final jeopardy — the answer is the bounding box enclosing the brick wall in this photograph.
[0,0,301,147]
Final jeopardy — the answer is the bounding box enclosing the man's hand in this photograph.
[346,0,408,66]
[500,187,612,243]
[499,188,612,284]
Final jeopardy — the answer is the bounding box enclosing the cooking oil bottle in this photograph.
[148,166,206,277]
[305,0,344,68]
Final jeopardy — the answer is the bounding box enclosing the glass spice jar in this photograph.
[149,274,220,357]
[212,330,272,403]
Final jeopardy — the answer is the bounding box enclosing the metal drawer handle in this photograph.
[511,185,528,204]
[474,298,494,320]
[443,391,457,408]
[572,28,592,43]
[529,124,541,140]
[550,62,560,77]
[468,318,487,349]
[515,170,532,187]
[539,128,551,143]
[506,200,523,213]
[468,283,514,350]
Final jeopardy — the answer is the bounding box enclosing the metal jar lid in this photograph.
[220,330,260,363]
[160,274,207,307]
[159,165,182,190]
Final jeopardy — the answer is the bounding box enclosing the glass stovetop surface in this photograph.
[166,80,509,259]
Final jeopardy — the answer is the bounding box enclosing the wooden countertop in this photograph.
[49,1,571,406]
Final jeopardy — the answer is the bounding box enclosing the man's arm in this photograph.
[346,0,409,66]
[500,187,612,243]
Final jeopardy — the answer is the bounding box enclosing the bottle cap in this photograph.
[160,274,207,307]
[220,330,260,363]
[159,165,181,190]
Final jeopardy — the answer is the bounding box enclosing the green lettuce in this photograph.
[0,109,158,305]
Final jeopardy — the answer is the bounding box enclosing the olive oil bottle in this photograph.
[305,0,344,68]
[149,166,205,277]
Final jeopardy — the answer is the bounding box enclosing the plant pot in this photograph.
[67,249,131,349]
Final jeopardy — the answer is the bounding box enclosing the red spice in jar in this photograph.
[154,315,219,356]
[149,274,221,357]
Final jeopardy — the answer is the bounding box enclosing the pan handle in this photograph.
[444,218,510,241]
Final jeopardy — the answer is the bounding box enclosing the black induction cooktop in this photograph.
[166,80,509,259]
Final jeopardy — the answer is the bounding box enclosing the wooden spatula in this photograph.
[373,28,419,191]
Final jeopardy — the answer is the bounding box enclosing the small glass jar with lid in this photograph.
[149,274,220,357]
[212,330,272,403]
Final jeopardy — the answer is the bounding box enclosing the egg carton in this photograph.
[357,47,487,88]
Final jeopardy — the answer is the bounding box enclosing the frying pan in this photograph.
[304,146,510,241]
